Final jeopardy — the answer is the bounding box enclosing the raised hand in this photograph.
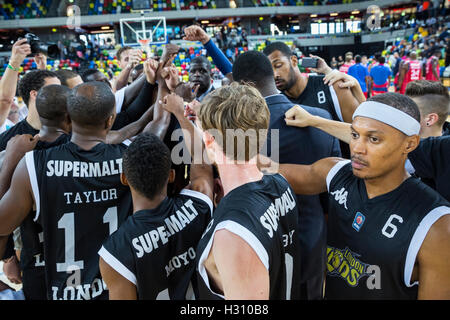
[174,81,200,102]
[5,134,40,160]
[323,69,358,88]
[143,58,159,85]
[34,53,47,70]
[183,25,211,45]
[308,54,332,76]
[9,38,31,69]
[284,105,315,128]
[159,93,185,117]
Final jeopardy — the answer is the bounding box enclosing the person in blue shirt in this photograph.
[348,55,370,98]
[369,56,392,96]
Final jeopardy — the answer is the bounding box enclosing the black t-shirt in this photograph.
[99,189,213,300]
[196,174,302,300]
[408,136,450,201]
[25,141,133,300]
[325,161,450,300]
[442,122,450,136]
[0,119,39,151]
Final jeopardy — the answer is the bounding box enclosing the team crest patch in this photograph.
[352,212,365,232]
[327,246,370,287]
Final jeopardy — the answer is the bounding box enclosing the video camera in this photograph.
[22,33,59,59]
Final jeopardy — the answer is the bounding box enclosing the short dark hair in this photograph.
[355,55,362,63]
[36,84,70,122]
[367,92,421,123]
[405,80,449,98]
[55,69,80,87]
[413,94,450,126]
[123,132,171,200]
[79,68,102,82]
[232,51,274,85]
[18,70,58,106]
[263,41,292,58]
[377,56,386,64]
[67,81,115,126]
[190,55,211,71]
[116,46,133,61]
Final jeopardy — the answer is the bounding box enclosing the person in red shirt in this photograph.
[425,49,441,81]
[339,53,354,74]
[397,52,423,94]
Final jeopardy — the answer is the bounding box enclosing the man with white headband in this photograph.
[261,93,450,299]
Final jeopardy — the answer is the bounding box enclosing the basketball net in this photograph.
[138,39,152,58]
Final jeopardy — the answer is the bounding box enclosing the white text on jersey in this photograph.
[260,188,296,238]
[46,159,123,177]
[132,199,199,258]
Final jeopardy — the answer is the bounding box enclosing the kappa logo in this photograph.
[330,187,348,210]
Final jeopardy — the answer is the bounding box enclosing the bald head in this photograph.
[67,81,116,127]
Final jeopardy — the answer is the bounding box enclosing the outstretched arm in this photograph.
[0,39,31,128]
[183,25,233,78]
[114,49,143,92]
[284,105,352,144]
[161,93,214,202]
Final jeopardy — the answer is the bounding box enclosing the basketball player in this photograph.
[0,82,137,300]
[193,83,302,299]
[425,49,441,82]
[0,69,60,151]
[99,132,214,299]
[263,41,360,124]
[268,93,450,299]
[397,51,423,95]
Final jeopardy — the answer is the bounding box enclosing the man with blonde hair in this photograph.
[192,83,302,299]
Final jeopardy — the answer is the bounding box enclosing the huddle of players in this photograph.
[0,24,449,300]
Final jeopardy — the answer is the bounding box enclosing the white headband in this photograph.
[352,101,420,136]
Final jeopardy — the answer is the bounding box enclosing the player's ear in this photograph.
[168,169,175,183]
[425,113,439,127]
[105,113,115,130]
[168,169,176,183]
[290,54,298,68]
[120,173,129,186]
[404,134,420,154]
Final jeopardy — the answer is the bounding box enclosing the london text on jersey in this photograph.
[46,159,123,177]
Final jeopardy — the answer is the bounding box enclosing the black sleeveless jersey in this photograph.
[19,133,72,300]
[286,75,343,122]
[196,174,302,300]
[99,189,213,300]
[325,161,450,300]
[24,141,133,300]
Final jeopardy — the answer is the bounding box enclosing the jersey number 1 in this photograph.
[56,207,118,273]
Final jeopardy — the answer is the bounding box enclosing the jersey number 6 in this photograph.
[381,214,403,239]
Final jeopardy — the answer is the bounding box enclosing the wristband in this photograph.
[7,64,20,72]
